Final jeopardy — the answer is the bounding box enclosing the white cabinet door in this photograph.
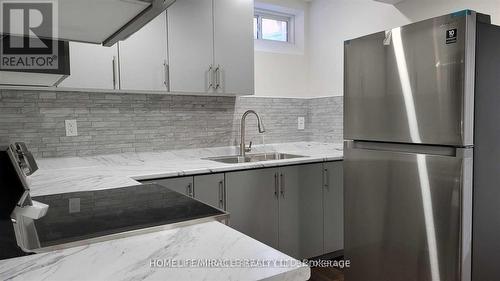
[167,0,214,93]
[59,42,118,89]
[213,0,254,95]
[118,11,168,91]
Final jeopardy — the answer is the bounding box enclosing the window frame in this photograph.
[254,9,294,44]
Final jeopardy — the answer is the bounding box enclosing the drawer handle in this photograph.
[214,65,221,89]
[274,173,279,199]
[324,168,329,190]
[112,56,117,90]
[163,60,169,90]
[186,183,193,197]
[218,180,224,209]
[208,65,213,89]
[280,173,285,198]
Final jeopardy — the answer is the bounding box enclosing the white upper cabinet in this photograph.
[59,0,253,95]
[119,11,168,91]
[213,0,254,95]
[167,0,214,93]
[167,0,254,95]
[58,42,119,90]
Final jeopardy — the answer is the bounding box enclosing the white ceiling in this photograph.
[305,0,404,3]
[372,0,405,4]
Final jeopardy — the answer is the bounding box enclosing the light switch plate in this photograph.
[298,117,305,130]
[65,120,78,136]
[69,198,80,213]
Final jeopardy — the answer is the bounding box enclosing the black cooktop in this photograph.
[33,183,225,247]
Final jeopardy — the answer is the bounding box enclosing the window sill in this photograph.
[254,39,304,55]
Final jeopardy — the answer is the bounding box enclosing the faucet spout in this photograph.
[240,110,266,157]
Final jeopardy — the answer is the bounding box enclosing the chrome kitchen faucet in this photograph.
[240,110,265,157]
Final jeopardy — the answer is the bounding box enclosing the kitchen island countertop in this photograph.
[0,221,310,281]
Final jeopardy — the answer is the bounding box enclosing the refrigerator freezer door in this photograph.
[344,142,472,281]
[344,12,475,146]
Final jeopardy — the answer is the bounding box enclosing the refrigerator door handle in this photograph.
[346,140,472,158]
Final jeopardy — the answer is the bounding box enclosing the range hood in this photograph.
[2,0,176,47]
[0,37,70,87]
[0,0,175,87]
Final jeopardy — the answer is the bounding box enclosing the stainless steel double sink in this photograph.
[205,152,306,164]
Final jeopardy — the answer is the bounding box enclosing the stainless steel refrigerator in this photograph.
[343,10,500,281]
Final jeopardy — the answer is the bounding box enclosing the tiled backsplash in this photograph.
[309,96,343,144]
[0,90,342,158]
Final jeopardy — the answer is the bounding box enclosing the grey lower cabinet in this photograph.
[141,160,343,259]
[142,176,194,197]
[193,173,225,210]
[279,164,324,259]
[225,168,279,249]
[226,163,327,259]
[143,174,225,210]
[323,161,344,253]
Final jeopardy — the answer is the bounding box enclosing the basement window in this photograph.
[254,9,294,43]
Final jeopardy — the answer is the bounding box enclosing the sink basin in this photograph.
[205,153,306,164]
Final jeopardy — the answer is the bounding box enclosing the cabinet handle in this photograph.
[280,173,285,198]
[324,168,329,190]
[163,60,169,91]
[218,180,224,209]
[215,65,221,89]
[208,65,213,89]
[274,173,279,199]
[186,183,193,197]
[112,56,117,90]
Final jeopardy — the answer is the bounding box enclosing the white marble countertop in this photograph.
[30,142,343,196]
[0,221,311,281]
[2,142,342,281]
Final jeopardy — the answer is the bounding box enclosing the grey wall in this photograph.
[0,90,342,158]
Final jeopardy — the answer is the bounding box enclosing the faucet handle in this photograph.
[245,141,252,152]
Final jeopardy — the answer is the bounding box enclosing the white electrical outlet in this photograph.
[69,198,80,213]
[65,120,78,136]
[298,117,305,130]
